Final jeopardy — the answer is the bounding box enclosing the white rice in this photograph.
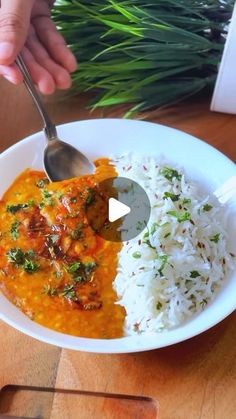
[113,153,235,335]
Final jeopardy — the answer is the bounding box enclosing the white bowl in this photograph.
[0,119,236,353]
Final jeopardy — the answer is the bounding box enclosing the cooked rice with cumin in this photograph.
[113,154,235,335]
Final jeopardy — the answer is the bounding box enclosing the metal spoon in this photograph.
[16,54,94,181]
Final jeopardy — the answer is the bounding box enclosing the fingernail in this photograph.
[0,42,15,60]
[70,57,78,72]
[3,75,16,84]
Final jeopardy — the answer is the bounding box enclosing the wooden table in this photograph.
[0,78,236,419]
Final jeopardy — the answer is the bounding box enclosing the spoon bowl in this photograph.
[16,54,94,181]
[44,138,95,181]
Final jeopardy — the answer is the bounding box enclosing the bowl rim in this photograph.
[0,118,235,353]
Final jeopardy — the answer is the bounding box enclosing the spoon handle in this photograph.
[16,54,57,141]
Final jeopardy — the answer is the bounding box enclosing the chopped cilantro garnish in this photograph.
[36,178,49,188]
[70,223,84,240]
[157,254,168,276]
[56,191,63,200]
[41,190,54,206]
[132,251,141,259]
[73,276,84,283]
[24,259,40,274]
[43,284,57,296]
[7,200,34,214]
[167,210,191,223]
[42,190,52,199]
[27,199,35,207]
[202,204,213,212]
[66,261,97,284]
[7,247,40,274]
[163,192,180,202]
[84,262,97,275]
[142,226,156,249]
[7,203,28,214]
[54,271,62,279]
[150,223,159,234]
[190,270,200,278]
[160,167,182,182]
[60,284,77,301]
[210,233,220,243]
[7,248,25,265]
[86,188,95,206]
[26,249,35,259]
[67,262,81,274]
[182,198,191,205]
[143,237,155,249]
[10,220,20,241]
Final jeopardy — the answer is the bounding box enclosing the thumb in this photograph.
[0,0,34,65]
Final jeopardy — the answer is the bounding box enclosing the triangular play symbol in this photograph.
[108,197,131,223]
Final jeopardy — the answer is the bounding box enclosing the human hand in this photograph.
[0,0,77,94]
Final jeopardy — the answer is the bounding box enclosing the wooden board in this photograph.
[0,78,236,419]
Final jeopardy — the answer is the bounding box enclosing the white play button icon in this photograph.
[108,197,131,223]
[86,177,151,242]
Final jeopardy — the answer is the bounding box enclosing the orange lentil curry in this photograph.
[0,159,125,339]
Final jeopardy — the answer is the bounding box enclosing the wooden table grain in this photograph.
[0,77,236,419]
